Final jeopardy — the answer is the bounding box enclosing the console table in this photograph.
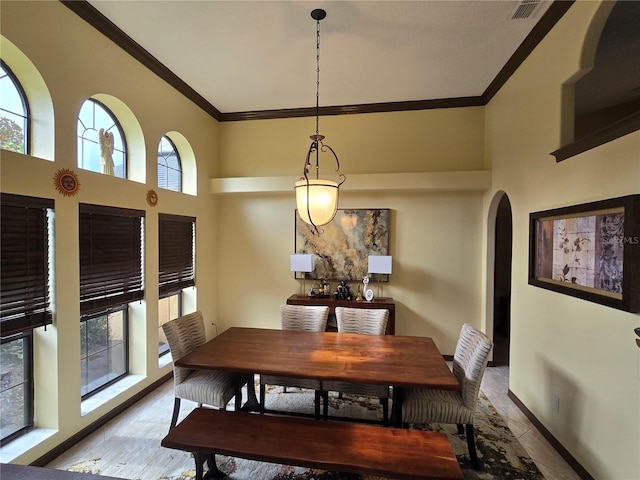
[286,294,395,335]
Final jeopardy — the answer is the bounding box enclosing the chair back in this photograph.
[452,323,493,411]
[280,304,329,332]
[335,307,389,335]
[162,311,207,385]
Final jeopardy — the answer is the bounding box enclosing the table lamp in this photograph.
[291,254,315,295]
[368,255,392,298]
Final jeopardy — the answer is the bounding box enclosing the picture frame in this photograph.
[528,195,640,312]
[295,208,390,282]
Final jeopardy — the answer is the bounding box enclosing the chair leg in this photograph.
[322,391,329,417]
[381,397,389,426]
[465,424,480,470]
[314,390,321,418]
[283,386,288,393]
[457,424,464,434]
[259,384,266,412]
[169,397,181,431]
[235,386,243,411]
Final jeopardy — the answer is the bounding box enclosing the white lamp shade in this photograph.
[368,255,392,274]
[295,179,339,226]
[290,254,315,273]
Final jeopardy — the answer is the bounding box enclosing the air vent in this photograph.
[511,0,540,19]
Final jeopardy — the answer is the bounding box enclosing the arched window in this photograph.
[0,60,29,154]
[157,135,182,192]
[77,99,127,177]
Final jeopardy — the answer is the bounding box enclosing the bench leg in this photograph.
[193,453,226,480]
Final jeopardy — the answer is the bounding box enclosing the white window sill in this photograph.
[0,428,56,464]
[81,375,145,417]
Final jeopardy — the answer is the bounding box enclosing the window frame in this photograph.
[0,59,30,155]
[77,98,128,178]
[158,292,182,358]
[0,331,34,445]
[80,306,129,399]
[157,135,183,192]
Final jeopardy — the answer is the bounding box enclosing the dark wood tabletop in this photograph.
[176,327,459,390]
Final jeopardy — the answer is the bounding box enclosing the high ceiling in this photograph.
[82,0,558,116]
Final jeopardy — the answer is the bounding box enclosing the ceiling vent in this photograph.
[511,0,540,20]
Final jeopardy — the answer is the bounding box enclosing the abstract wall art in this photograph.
[295,209,390,282]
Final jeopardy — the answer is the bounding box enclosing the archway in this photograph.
[492,193,512,365]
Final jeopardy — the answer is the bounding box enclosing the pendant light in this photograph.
[294,8,346,235]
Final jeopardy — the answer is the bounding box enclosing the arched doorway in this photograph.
[492,193,512,365]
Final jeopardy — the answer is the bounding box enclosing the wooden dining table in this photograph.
[176,326,460,425]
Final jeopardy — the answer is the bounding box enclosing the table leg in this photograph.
[242,373,261,412]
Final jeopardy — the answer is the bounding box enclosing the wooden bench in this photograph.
[1,463,126,480]
[161,408,463,480]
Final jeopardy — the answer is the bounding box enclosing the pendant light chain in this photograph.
[294,8,345,236]
[315,17,321,136]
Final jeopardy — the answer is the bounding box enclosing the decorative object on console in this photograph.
[362,275,374,302]
[290,254,314,295]
[529,194,639,312]
[294,9,346,235]
[368,255,392,298]
[296,208,390,281]
[333,280,353,300]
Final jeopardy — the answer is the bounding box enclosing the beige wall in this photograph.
[1,1,220,463]
[484,1,640,479]
[216,108,487,350]
[2,1,639,478]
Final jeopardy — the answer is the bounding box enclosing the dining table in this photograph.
[175,326,460,425]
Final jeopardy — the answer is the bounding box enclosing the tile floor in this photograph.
[481,366,582,480]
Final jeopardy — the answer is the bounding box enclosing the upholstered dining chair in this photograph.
[162,311,251,432]
[401,323,493,470]
[322,306,390,424]
[259,304,330,417]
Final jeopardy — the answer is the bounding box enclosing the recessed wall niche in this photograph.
[554,1,640,161]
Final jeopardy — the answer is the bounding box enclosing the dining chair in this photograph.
[401,323,493,469]
[322,306,390,424]
[259,304,329,417]
[162,311,251,432]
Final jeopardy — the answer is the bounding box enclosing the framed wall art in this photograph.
[295,209,390,282]
[528,195,639,312]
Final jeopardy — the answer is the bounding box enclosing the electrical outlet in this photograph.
[552,395,560,413]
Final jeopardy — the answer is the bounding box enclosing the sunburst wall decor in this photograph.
[54,168,80,197]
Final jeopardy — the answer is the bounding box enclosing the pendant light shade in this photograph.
[295,9,345,234]
[295,178,339,226]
